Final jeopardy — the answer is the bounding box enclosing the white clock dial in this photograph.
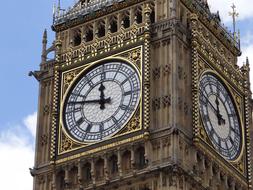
[62,61,141,143]
[199,73,242,160]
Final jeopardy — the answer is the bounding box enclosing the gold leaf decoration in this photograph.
[62,68,83,95]
[61,137,73,152]
[126,116,140,132]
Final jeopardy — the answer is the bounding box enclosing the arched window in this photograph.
[56,170,65,190]
[150,3,155,23]
[122,150,131,172]
[69,166,78,188]
[109,16,118,33]
[97,21,105,38]
[136,146,146,169]
[109,155,118,175]
[84,26,93,42]
[73,31,81,46]
[122,12,130,28]
[83,162,92,182]
[95,159,104,180]
[135,7,143,24]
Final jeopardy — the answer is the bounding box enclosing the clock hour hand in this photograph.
[201,92,219,113]
[215,97,226,125]
[98,82,107,110]
[68,97,111,104]
[200,92,225,125]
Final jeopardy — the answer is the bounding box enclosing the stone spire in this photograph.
[42,29,47,64]
[246,56,249,67]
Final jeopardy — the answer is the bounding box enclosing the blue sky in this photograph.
[0,0,73,127]
[0,0,252,189]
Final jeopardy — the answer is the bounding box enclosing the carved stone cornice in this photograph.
[190,13,250,187]
[57,23,146,68]
[181,0,241,56]
[53,0,146,32]
[151,18,191,44]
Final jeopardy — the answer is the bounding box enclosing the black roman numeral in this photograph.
[120,105,128,110]
[74,107,82,112]
[71,93,86,99]
[200,96,207,105]
[86,124,92,132]
[112,116,118,124]
[229,137,234,145]
[99,123,104,132]
[101,65,106,80]
[65,106,81,114]
[202,115,209,122]
[76,117,84,125]
[121,77,129,85]
[209,128,215,137]
[113,63,122,79]
[231,127,239,135]
[228,113,236,117]
[123,89,140,96]
[124,91,132,96]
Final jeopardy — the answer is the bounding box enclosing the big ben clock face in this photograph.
[199,73,242,160]
[62,60,141,143]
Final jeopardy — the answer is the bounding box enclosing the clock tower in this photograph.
[31,0,253,189]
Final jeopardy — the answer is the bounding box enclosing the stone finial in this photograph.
[144,3,152,24]
[42,29,48,63]
[43,29,47,44]
[246,56,249,67]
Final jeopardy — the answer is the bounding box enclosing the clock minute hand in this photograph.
[68,98,111,104]
[200,92,219,114]
[201,92,226,125]
[99,82,106,110]
[215,97,226,125]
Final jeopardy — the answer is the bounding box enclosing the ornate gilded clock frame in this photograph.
[190,13,252,187]
[58,54,143,152]
[49,3,153,164]
[198,69,245,163]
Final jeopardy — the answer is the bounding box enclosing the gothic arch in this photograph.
[109,154,118,175]
[122,150,131,172]
[134,6,143,24]
[96,20,106,38]
[121,11,130,28]
[84,25,93,42]
[109,16,118,33]
[56,170,65,190]
[135,146,146,169]
[95,158,105,181]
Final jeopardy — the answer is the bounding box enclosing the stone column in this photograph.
[64,166,70,189]
[131,145,135,169]
[91,159,96,186]
[104,154,109,182]
[51,172,56,190]
[78,160,83,189]
[160,139,163,162]
[117,148,123,178]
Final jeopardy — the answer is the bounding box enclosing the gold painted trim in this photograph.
[57,46,144,155]
[56,134,145,164]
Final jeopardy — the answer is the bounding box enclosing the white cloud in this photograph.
[0,113,36,190]
[241,31,253,47]
[236,27,253,86]
[23,112,37,137]
[208,0,253,90]
[238,43,253,86]
[208,0,253,23]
